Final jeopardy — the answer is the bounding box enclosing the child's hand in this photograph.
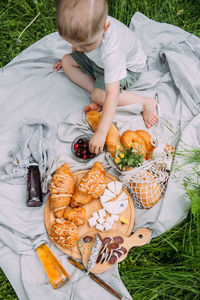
[53,61,62,71]
[89,131,106,154]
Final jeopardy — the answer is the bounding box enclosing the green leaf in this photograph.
[186,188,200,219]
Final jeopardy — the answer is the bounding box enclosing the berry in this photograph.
[75,150,81,157]
[81,149,87,155]
[82,141,88,149]
[89,153,95,158]
[77,138,84,146]
[73,143,79,150]
[82,154,88,160]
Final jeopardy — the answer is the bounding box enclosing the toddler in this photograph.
[54,0,157,154]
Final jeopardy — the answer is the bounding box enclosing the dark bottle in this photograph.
[27,163,43,207]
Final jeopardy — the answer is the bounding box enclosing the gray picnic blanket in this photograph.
[0,12,200,300]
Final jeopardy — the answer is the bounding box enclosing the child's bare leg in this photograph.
[91,88,157,128]
[62,54,94,93]
[61,54,102,112]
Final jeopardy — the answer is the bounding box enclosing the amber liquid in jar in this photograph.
[27,163,43,207]
[36,244,70,288]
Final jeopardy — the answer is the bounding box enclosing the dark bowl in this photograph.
[71,134,99,163]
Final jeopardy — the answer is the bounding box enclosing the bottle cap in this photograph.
[29,162,39,167]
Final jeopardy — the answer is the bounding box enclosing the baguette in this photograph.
[86,111,123,158]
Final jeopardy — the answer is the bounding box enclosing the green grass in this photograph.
[0,0,200,299]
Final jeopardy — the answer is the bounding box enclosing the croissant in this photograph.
[71,161,106,207]
[49,219,78,248]
[49,164,74,218]
[86,111,123,158]
[64,207,86,226]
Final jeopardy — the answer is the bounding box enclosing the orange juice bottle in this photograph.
[36,244,70,288]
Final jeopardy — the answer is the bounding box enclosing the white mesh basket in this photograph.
[106,135,174,209]
[119,160,170,209]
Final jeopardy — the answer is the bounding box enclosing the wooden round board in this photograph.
[45,170,135,259]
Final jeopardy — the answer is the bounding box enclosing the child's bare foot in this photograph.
[142,98,158,128]
[84,102,102,113]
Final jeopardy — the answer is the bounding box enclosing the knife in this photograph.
[68,257,123,299]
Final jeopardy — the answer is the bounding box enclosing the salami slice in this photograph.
[108,243,119,250]
[100,244,108,255]
[113,236,124,244]
[113,250,123,258]
[120,246,127,254]
[102,237,112,245]
[107,249,113,261]
[82,235,93,243]
[108,254,118,265]
[96,254,102,264]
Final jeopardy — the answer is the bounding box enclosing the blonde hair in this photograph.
[56,0,108,43]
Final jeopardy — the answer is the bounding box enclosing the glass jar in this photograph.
[36,244,70,288]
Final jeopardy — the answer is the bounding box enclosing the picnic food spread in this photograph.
[44,111,174,280]
[45,162,136,259]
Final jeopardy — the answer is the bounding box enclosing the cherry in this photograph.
[89,153,95,158]
[81,149,87,155]
[82,141,88,149]
[75,150,81,157]
[82,154,88,160]
[77,138,84,146]
[73,143,79,150]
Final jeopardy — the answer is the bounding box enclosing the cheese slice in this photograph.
[102,198,128,215]
[107,181,116,194]
[115,181,122,195]
[100,188,115,203]
[117,192,128,202]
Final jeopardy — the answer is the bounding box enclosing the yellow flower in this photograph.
[119,153,124,158]
[115,156,120,163]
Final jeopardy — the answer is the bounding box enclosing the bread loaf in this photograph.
[131,171,161,208]
[120,130,147,158]
[86,111,123,158]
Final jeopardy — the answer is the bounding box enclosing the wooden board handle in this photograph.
[128,228,152,248]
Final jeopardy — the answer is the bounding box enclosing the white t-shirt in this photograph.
[85,16,147,84]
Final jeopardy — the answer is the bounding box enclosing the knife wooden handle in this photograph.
[89,272,123,299]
